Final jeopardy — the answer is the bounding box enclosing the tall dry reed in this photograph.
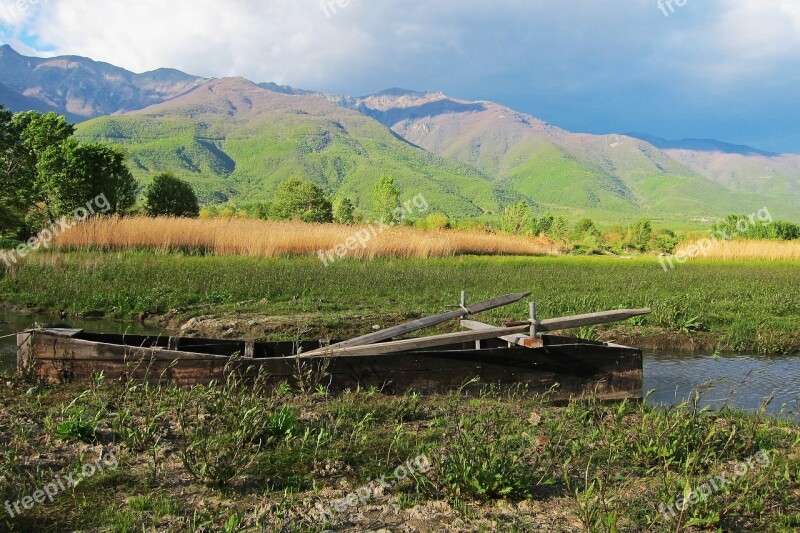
[53,217,562,259]
[676,239,800,261]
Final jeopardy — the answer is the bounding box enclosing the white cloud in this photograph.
[1,0,798,88]
[2,0,800,150]
[0,0,50,26]
[715,1,800,61]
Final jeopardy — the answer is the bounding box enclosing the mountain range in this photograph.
[1,44,797,225]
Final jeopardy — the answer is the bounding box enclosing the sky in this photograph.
[1,0,800,152]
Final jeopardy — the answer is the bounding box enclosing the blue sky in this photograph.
[2,0,800,152]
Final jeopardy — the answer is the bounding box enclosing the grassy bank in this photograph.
[1,371,798,532]
[1,252,799,354]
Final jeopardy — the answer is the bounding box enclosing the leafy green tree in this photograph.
[0,106,25,233]
[144,172,200,218]
[1,109,136,235]
[628,219,653,251]
[37,139,137,219]
[270,178,333,223]
[501,201,531,235]
[548,216,569,242]
[333,197,355,225]
[575,218,597,235]
[532,214,555,237]
[372,176,400,222]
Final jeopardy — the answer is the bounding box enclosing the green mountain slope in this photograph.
[355,91,799,223]
[76,78,510,217]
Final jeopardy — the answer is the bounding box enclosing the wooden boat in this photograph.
[17,329,643,401]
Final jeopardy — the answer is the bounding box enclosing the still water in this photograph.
[0,308,160,372]
[1,309,798,417]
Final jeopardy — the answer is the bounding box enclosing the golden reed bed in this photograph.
[676,239,800,261]
[53,217,561,259]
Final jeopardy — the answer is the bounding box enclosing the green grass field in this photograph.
[1,252,798,354]
[1,374,798,531]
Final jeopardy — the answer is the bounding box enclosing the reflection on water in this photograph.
[0,309,798,417]
[645,351,800,418]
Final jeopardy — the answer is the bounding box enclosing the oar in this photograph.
[301,291,530,356]
[505,308,652,332]
[297,325,531,358]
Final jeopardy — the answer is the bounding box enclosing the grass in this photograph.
[0,371,797,531]
[677,239,800,261]
[52,216,561,259]
[1,252,798,354]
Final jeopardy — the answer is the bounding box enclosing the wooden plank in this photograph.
[302,292,530,355]
[244,342,255,359]
[506,308,651,332]
[298,325,531,358]
[460,320,544,348]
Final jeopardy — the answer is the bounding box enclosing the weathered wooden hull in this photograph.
[17,329,643,401]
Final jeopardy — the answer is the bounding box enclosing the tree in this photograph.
[501,201,531,235]
[372,176,400,222]
[548,216,569,242]
[628,219,653,251]
[0,106,25,233]
[1,109,135,236]
[532,214,555,237]
[270,178,333,223]
[37,139,137,219]
[333,197,355,225]
[575,218,597,235]
[144,172,200,218]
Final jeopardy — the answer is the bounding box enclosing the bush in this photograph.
[416,213,451,230]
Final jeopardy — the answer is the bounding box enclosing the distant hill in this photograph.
[0,44,206,120]
[2,46,798,224]
[627,133,800,199]
[348,91,795,222]
[0,80,67,116]
[75,78,508,216]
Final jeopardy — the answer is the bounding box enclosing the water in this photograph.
[0,308,160,372]
[1,309,798,416]
[645,351,800,417]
